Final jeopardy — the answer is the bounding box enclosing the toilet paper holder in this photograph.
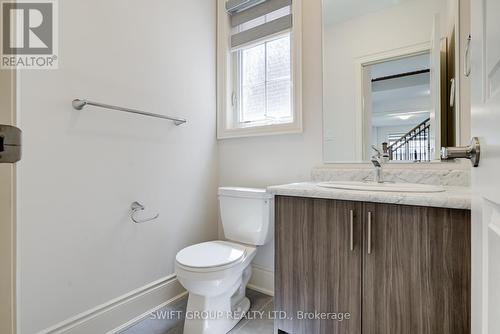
[130,202,159,224]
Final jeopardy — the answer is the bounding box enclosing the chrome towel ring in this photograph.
[131,201,159,224]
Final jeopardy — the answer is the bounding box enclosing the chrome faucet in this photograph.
[371,145,389,183]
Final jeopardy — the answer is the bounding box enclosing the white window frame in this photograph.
[217,0,302,139]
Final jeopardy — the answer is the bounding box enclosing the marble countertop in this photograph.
[267,182,471,210]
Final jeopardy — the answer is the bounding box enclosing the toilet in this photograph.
[175,187,273,334]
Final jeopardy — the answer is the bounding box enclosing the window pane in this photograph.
[266,35,291,120]
[266,79,291,119]
[242,83,266,122]
[241,42,266,122]
[267,35,291,81]
[242,43,265,86]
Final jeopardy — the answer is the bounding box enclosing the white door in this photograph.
[470,0,500,333]
[0,69,17,334]
[429,13,441,160]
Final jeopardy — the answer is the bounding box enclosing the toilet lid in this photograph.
[176,241,246,269]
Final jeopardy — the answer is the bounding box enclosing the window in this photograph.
[235,33,292,125]
[387,133,405,146]
[217,0,302,138]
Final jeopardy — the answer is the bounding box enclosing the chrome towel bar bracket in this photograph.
[72,99,187,126]
[131,201,159,224]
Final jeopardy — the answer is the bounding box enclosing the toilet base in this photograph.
[182,267,252,334]
[183,294,251,334]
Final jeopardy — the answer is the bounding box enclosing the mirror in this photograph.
[322,0,460,163]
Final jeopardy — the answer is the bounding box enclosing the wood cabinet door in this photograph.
[362,203,471,334]
[275,196,362,334]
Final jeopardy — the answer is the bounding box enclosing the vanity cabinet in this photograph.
[275,196,470,334]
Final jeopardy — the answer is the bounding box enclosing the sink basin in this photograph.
[317,181,445,193]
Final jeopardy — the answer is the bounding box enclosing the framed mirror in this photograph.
[322,0,462,163]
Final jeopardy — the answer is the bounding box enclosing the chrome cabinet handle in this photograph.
[464,35,471,77]
[350,210,355,251]
[367,212,372,255]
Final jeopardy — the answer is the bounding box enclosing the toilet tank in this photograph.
[218,187,274,246]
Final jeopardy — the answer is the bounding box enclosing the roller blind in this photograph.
[226,0,292,49]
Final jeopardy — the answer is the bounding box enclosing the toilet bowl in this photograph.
[175,187,273,334]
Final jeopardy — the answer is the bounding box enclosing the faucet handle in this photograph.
[372,144,390,162]
[371,145,382,159]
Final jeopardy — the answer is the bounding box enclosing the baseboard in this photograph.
[37,267,272,334]
[248,264,274,296]
[40,275,186,334]
[110,290,188,334]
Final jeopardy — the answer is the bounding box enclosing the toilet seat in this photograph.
[176,241,247,272]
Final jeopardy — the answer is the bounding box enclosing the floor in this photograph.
[120,289,274,334]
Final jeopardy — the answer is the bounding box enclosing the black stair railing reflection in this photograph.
[387,118,431,162]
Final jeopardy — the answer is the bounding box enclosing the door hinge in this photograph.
[0,125,22,163]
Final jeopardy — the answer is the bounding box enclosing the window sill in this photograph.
[217,121,303,139]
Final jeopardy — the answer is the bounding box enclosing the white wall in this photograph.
[323,0,449,162]
[16,1,217,333]
[218,0,324,278]
[374,125,413,146]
